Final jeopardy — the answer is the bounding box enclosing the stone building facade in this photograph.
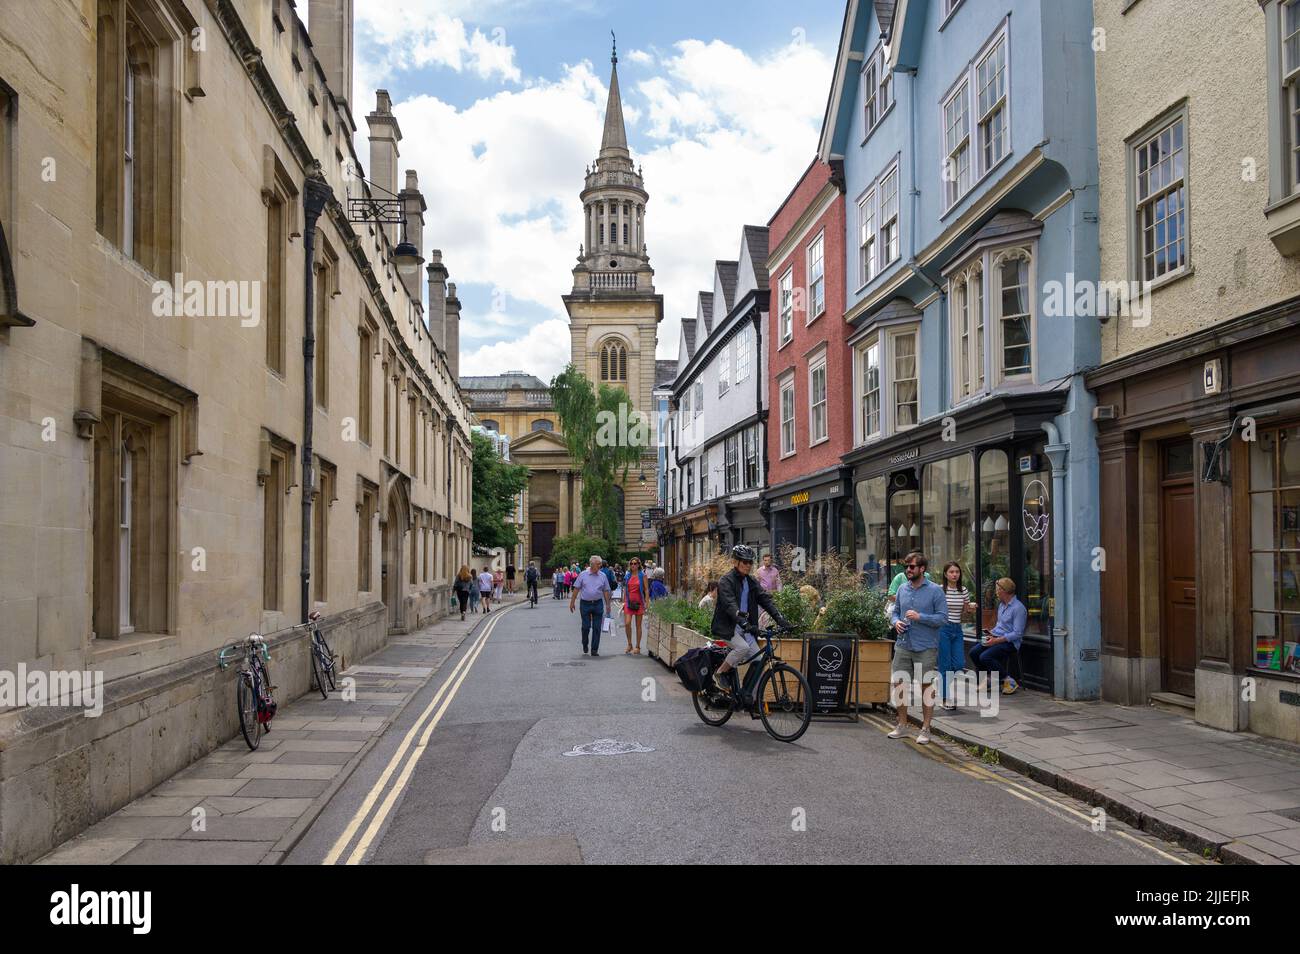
[0,0,473,861]
[1087,0,1300,741]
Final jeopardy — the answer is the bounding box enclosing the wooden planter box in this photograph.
[761,635,895,706]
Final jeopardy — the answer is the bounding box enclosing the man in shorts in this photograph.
[888,551,946,744]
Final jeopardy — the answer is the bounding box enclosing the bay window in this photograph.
[853,325,917,444]
[891,330,919,430]
[945,243,1035,402]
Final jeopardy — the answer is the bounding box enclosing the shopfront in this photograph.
[720,491,768,556]
[765,468,852,568]
[845,394,1066,692]
[660,505,719,595]
[1087,300,1300,742]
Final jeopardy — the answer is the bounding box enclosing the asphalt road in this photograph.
[286,597,1199,865]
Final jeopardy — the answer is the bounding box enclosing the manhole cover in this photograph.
[547,660,586,667]
[562,739,655,757]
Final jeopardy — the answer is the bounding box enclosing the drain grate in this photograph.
[547,660,587,667]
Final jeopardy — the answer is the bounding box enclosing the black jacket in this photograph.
[711,568,788,638]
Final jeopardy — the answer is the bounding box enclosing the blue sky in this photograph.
[334,0,843,379]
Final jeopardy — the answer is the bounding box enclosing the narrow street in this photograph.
[286,599,1198,865]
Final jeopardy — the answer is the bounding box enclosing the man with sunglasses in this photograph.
[710,544,791,702]
[888,551,946,743]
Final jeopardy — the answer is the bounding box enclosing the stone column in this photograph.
[558,470,570,535]
[574,474,584,534]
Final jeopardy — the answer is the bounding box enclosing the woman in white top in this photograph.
[938,561,977,709]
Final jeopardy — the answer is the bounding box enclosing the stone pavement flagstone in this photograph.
[907,686,1300,864]
[36,599,516,865]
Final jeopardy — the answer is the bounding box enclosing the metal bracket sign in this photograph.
[347,196,405,225]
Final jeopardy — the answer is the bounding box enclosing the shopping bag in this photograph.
[601,616,612,633]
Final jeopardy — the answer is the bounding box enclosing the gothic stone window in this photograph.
[357,479,378,592]
[260,431,296,612]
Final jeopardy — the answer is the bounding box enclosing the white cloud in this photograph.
[356,11,522,84]
[363,35,832,372]
[459,318,573,380]
[625,48,656,66]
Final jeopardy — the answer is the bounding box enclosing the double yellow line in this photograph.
[322,607,512,865]
[860,713,1188,864]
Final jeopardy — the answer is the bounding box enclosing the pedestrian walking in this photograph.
[623,557,648,654]
[454,565,473,620]
[478,566,495,613]
[888,551,946,744]
[648,567,668,601]
[493,566,505,601]
[552,566,562,600]
[937,561,977,710]
[468,579,481,614]
[506,562,516,594]
[568,555,612,656]
[755,553,781,592]
[970,577,1027,695]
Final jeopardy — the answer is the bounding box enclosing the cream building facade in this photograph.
[1087,0,1300,742]
[0,0,473,861]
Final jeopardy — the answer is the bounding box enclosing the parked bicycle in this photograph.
[687,626,812,743]
[217,634,277,750]
[308,610,337,699]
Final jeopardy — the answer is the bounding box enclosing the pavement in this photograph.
[892,681,1300,864]
[36,597,505,865]
[39,591,1299,865]
[285,596,1203,865]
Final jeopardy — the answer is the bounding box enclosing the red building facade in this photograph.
[763,160,853,563]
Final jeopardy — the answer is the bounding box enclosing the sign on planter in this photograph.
[804,635,853,713]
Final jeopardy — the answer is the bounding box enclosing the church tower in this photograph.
[563,37,663,550]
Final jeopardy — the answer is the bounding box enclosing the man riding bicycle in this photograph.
[711,544,791,701]
[524,560,540,605]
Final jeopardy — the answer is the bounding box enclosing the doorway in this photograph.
[531,520,556,569]
[383,498,403,632]
[1159,438,1197,696]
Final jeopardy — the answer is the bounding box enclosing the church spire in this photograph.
[600,33,629,158]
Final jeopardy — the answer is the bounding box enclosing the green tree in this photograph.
[470,431,530,551]
[548,532,618,571]
[549,364,648,545]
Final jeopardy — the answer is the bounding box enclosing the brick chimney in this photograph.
[427,249,448,352]
[366,90,401,247]
[446,281,462,381]
[307,0,354,109]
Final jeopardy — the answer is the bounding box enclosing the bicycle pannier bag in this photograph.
[674,645,727,693]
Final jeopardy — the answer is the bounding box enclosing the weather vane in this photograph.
[611,30,617,64]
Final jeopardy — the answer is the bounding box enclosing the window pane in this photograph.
[978,449,1010,624]
[1254,612,1280,670]
[855,476,890,591]
[1279,426,1300,487]
[923,454,976,631]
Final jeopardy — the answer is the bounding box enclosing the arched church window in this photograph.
[531,419,554,432]
[599,340,627,383]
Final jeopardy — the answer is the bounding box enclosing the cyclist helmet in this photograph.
[731,544,757,563]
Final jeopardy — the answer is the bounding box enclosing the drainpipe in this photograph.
[1041,419,1070,699]
[300,171,334,625]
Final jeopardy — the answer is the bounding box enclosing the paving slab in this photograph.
[912,683,1300,864]
[36,598,508,864]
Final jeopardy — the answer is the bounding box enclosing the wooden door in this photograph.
[1160,440,1197,696]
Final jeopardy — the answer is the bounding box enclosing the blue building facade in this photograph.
[819,0,1101,698]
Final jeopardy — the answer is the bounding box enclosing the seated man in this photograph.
[710,545,791,702]
[969,577,1027,695]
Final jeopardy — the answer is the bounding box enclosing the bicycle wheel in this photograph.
[311,639,329,699]
[692,686,733,727]
[237,671,262,750]
[316,632,337,691]
[756,663,811,743]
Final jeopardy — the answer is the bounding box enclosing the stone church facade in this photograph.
[0,0,473,861]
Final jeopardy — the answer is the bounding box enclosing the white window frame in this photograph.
[724,433,739,493]
[743,425,758,488]
[718,341,731,396]
[947,260,985,402]
[976,33,1009,176]
[856,337,882,444]
[806,231,825,323]
[808,354,828,446]
[778,267,794,346]
[940,21,1012,215]
[779,375,796,458]
[862,41,894,139]
[1283,0,1300,193]
[1129,109,1190,287]
[856,158,901,290]
[991,247,1034,383]
[693,381,703,418]
[889,328,920,432]
[735,325,751,383]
